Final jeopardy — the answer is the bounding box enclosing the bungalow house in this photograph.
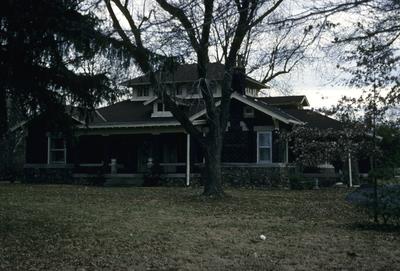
[21,63,343,186]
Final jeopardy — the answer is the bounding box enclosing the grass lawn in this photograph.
[0,184,399,270]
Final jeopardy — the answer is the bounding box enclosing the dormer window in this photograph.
[137,87,149,97]
[151,102,173,117]
[245,88,257,97]
[243,106,255,118]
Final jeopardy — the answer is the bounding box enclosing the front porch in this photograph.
[75,133,200,173]
[23,126,298,186]
[73,131,202,186]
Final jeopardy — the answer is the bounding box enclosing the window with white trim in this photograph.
[152,102,173,117]
[137,87,149,97]
[257,131,272,163]
[48,137,66,164]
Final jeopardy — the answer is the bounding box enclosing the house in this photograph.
[21,63,343,186]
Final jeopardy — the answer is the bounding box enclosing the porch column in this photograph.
[47,136,51,164]
[348,152,353,187]
[285,139,289,164]
[186,133,191,186]
[102,135,110,173]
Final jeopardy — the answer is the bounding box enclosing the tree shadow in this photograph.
[346,222,400,233]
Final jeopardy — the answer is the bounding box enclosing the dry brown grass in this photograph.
[0,184,399,270]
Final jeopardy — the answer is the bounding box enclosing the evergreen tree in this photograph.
[0,0,123,137]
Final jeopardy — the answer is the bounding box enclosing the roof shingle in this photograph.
[123,63,267,89]
[257,95,309,106]
[281,109,342,129]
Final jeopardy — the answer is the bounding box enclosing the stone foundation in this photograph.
[23,164,74,184]
[22,164,305,188]
[221,165,294,188]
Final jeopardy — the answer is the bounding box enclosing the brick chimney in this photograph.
[232,54,246,95]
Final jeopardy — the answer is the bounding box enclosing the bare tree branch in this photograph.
[156,0,200,52]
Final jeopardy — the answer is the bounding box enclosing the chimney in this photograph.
[232,54,246,95]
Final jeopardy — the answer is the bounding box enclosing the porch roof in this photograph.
[281,109,343,129]
[257,95,310,107]
[231,93,304,125]
[79,94,335,128]
[77,119,206,129]
[91,100,206,124]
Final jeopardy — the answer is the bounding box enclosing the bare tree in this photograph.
[103,0,369,197]
[332,0,399,102]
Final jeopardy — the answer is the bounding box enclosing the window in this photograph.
[257,131,272,163]
[137,87,149,97]
[152,102,172,117]
[48,137,66,164]
[245,88,257,97]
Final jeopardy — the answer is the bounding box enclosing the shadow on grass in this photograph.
[346,222,400,233]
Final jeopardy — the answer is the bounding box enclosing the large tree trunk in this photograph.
[202,131,225,197]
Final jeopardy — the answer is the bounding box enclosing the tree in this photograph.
[376,123,400,175]
[332,0,399,103]
[284,123,373,175]
[103,0,373,197]
[327,0,400,222]
[0,0,127,139]
[324,87,399,222]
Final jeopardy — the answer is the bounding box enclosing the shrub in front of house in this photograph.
[221,166,289,188]
[289,175,314,190]
[346,184,400,226]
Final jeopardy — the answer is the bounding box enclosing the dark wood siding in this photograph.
[76,135,105,164]
[25,115,76,164]
[26,125,48,164]
[221,99,286,163]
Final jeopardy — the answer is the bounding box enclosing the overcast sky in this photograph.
[288,66,363,109]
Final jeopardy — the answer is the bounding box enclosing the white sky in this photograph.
[263,4,366,109]
[288,67,363,108]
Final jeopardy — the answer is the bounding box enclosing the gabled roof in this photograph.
[123,63,268,89]
[231,93,304,125]
[78,99,208,129]
[65,105,105,124]
[257,95,310,107]
[13,92,341,131]
[76,93,305,129]
[10,106,99,132]
[83,93,315,129]
[96,100,157,123]
[281,109,342,129]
